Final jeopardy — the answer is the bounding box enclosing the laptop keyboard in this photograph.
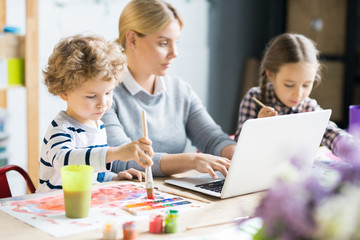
[195,179,225,193]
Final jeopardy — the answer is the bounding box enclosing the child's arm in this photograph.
[106,137,154,168]
[235,89,262,140]
[45,128,109,172]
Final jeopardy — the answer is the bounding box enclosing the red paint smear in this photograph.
[9,184,148,216]
[45,219,59,224]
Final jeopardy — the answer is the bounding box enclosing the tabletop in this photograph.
[0,171,265,240]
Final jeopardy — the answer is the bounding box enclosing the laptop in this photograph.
[165,110,332,199]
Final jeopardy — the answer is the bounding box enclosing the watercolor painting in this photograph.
[5,184,150,217]
[0,183,201,237]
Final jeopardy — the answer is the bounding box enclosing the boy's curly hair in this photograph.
[43,34,126,96]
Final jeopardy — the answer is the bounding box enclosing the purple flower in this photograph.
[337,163,360,187]
[255,179,317,239]
[304,176,332,205]
[333,134,360,165]
[255,158,360,240]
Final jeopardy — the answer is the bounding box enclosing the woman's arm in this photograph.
[103,102,234,179]
[184,82,235,156]
[102,79,235,179]
[221,144,236,160]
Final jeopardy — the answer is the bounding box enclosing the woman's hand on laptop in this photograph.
[160,153,231,179]
[192,153,231,179]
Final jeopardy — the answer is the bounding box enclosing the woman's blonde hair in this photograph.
[117,0,183,49]
[258,33,322,104]
[43,34,126,96]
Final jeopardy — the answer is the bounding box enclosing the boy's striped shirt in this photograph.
[37,111,116,193]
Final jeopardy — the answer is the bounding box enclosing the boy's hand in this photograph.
[112,168,145,182]
[258,106,278,118]
[107,137,154,167]
[116,137,154,168]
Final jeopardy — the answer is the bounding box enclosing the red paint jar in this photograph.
[149,214,164,233]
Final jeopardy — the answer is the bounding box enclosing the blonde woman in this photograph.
[102,0,236,179]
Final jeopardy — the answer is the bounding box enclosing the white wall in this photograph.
[5,0,210,195]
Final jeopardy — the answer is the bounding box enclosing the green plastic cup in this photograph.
[61,165,94,218]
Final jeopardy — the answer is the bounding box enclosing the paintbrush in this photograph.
[142,110,154,199]
[252,96,266,108]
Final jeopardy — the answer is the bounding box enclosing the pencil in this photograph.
[252,97,266,108]
[186,216,250,230]
[154,186,212,204]
[142,110,154,199]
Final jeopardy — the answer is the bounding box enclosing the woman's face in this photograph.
[268,61,317,108]
[130,20,181,76]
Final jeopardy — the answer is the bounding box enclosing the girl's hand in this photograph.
[191,153,231,179]
[112,168,145,181]
[258,106,278,118]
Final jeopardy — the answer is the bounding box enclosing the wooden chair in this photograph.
[0,165,36,198]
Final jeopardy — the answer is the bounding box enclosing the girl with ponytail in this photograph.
[234,33,360,163]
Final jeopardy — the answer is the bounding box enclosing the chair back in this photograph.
[0,165,36,198]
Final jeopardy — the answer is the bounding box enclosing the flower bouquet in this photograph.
[252,137,360,240]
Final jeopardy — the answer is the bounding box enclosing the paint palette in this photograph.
[123,196,192,215]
